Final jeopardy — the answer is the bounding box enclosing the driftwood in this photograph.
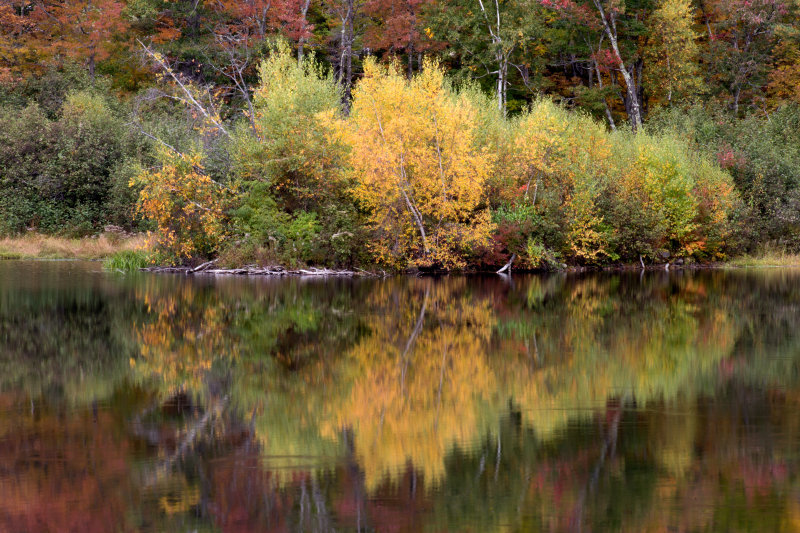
[191,259,218,273]
[496,253,517,274]
[142,264,381,277]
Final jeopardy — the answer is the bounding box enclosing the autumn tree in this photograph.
[215,0,280,40]
[213,0,317,58]
[643,0,703,107]
[604,130,738,260]
[0,0,131,83]
[766,15,800,105]
[363,0,434,77]
[133,148,232,262]
[703,0,789,114]
[0,1,36,81]
[29,0,129,82]
[226,42,366,267]
[232,41,344,209]
[342,58,494,269]
[515,101,612,263]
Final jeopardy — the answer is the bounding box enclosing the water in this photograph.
[1,261,800,532]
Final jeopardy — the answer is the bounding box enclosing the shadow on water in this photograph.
[1,261,800,531]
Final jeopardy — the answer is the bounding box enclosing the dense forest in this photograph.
[1,0,799,269]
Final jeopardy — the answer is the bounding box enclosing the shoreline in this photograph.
[3,257,797,275]
[141,264,382,277]
[137,260,796,277]
[2,235,799,273]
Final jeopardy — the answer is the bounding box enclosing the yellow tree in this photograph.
[644,0,704,107]
[0,2,35,82]
[342,58,494,269]
[512,101,612,264]
[767,21,800,106]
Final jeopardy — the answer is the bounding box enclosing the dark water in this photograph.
[2,261,800,532]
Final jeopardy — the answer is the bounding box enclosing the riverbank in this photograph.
[6,238,800,274]
[139,259,724,277]
[728,251,800,268]
[0,233,147,260]
[141,263,381,277]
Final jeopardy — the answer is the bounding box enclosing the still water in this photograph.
[1,261,800,532]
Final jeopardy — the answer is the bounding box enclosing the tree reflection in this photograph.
[6,264,800,531]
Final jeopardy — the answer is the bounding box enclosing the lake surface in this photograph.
[1,261,800,532]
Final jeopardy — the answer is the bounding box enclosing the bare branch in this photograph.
[138,39,231,138]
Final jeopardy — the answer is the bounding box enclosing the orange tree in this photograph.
[132,149,232,263]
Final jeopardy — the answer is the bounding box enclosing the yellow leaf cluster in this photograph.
[510,102,612,262]
[342,58,495,269]
[643,0,704,106]
[133,149,232,263]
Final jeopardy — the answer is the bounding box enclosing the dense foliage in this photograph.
[0,84,145,235]
[0,0,798,268]
[651,105,800,253]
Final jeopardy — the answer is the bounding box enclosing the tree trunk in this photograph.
[476,0,507,114]
[592,0,642,131]
[496,253,516,274]
[88,52,96,85]
[497,53,506,112]
[338,0,356,112]
[408,41,414,78]
[588,35,617,130]
[297,0,313,63]
[337,0,356,115]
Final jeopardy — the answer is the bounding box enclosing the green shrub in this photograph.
[0,88,144,236]
[650,104,800,253]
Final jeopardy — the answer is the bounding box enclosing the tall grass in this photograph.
[0,232,147,260]
[103,249,150,272]
[729,243,800,268]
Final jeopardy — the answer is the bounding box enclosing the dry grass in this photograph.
[0,233,148,260]
[729,243,800,268]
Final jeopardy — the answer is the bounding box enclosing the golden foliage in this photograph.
[341,58,494,269]
[321,279,496,489]
[644,0,704,106]
[513,102,612,263]
[133,149,232,263]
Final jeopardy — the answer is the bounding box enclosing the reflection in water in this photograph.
[1,262,800,531]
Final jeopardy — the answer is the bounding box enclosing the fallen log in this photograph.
[141,265,378,277]
[191,259,217,273]
[496,253,517,274]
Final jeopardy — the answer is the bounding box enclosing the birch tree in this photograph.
[644,0,703,107]
[430,0,546,114]
[541,0,645,130]
[341,58,494,268]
